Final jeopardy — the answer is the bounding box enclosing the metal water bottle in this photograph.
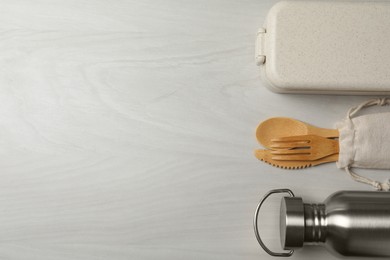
[254,189,390,257]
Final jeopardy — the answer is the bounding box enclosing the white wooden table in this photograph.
[0,0,383,259]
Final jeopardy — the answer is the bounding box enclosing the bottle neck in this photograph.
[303,203,327,243]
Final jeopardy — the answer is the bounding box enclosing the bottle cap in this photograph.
[280,197,305,249]
[253,189,297,257]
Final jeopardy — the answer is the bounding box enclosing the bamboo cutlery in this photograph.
[255,117,339,169]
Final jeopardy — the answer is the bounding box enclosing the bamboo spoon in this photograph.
[254,149,338,169]
[256,117,339,149]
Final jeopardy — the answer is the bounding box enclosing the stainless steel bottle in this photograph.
[254,189,390,257]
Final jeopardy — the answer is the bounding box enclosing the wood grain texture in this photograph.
[0,0,382,259]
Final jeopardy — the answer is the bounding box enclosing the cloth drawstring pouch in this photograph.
[337,98,390,190]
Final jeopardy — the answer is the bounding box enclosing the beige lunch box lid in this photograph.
[256,1,390,95]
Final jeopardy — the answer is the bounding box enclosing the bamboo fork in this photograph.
[269,135,339,161]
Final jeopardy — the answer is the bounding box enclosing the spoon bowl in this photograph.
[256,117,338,149]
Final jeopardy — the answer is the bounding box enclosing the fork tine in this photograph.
[270,149,311,155]
[272,154,314,161]
[270,142,310,149]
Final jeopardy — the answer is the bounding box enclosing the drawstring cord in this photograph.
[345,167,390,191]
[347,98,390,119]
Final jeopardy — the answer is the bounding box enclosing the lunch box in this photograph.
[256,1,390,94]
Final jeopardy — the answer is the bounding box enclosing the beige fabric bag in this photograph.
[337,98,390,190]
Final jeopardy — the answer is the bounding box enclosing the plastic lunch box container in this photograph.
[256,1,390,94]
